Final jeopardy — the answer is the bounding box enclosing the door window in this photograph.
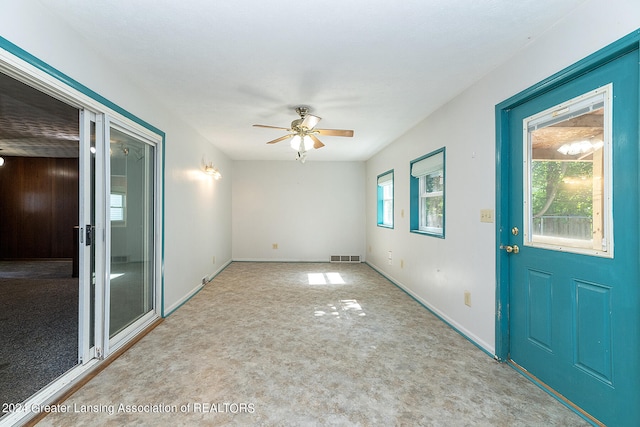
[523,86,612,257]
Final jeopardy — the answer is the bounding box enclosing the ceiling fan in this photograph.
[253,106,354,159]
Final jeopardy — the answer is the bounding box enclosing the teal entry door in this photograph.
[504,45,639,425]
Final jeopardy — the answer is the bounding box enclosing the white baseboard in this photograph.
[163,259,232,316]
[231,258,332,263]
[366,261,495,357]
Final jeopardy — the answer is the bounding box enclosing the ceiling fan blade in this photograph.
[266,134,293,144]
[300,114,321,130]
[316,128,354,137]
[253,124,290,131]
[309,134,325,149]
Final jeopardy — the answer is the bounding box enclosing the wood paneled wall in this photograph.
[0,156,79,259]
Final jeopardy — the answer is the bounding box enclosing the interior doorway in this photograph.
[0,71,81,405]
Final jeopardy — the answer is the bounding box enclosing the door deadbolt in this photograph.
[504,244,519,254]
[511,227,519,236]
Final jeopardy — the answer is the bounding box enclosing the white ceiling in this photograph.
[0,71,79,158]
[34,0,586,162]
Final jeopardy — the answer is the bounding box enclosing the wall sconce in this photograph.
[203,163,222,180]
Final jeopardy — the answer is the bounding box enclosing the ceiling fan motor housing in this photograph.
[291,118,304,131]
[295,106,309,117]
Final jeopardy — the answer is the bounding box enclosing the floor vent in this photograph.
[330,255,361,263]
[111,255,129,263]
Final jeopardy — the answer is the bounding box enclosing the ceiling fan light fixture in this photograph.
[290,135,302,150]
[290,135,313,151]
[303,135,313,151]
[256,106,354,158]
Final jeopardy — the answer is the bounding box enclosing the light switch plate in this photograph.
[480,209,494,223]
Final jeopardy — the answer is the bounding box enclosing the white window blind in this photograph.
[527,91,605,131]
[110,193,125,222]
[377,172,393,186]
[411,151,443,177]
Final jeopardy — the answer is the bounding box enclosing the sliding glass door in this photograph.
[81,116,160,358]
[0,39,162,427]
[106,123,156,346]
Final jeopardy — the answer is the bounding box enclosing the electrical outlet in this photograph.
[480,209,494,223]
[400,259,404,268]
[272,243,278,249]
[212,256,216,264]
[464,291,471,307]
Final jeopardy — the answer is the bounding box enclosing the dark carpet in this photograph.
[0,260,78,407]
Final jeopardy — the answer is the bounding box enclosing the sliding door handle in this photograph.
[85,225,94,246]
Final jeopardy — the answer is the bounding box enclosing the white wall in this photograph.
[3,0,638,352]
[232,161,365,261]
[0,0,233,315]
[365,0,640,354]
[163,135,232,314]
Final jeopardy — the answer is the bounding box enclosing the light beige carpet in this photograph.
[36,262,589,426]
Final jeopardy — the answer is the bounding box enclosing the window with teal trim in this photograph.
[377,170,394,228]
[410,148,445,237]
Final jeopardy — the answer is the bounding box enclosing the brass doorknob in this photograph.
[504,245,519,254]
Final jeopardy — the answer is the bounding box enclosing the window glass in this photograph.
[419,171,444,232]
[110,174,127,225]
[524,86,611,256]
[377,170,394,228]
[110,193,125,222]
[410,148,445,237]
